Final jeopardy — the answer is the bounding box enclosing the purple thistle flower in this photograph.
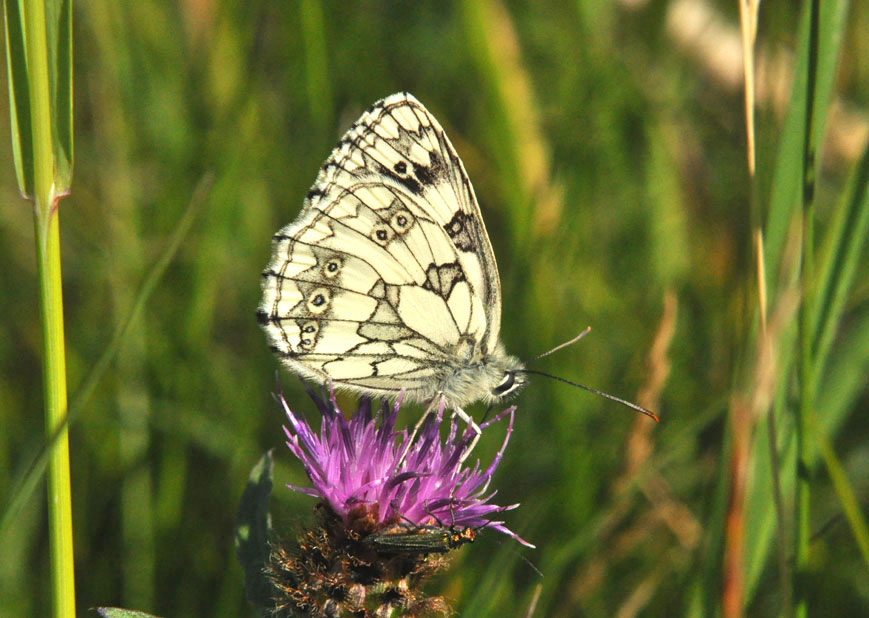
[279,384,533,547]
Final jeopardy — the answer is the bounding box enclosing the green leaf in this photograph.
[234,450,275,610]
[3,0,33,197]
[47,0,73,195]
[3,0,73,201]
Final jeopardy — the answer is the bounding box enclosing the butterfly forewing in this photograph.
[259,93,505,403]
[312,93,501,338]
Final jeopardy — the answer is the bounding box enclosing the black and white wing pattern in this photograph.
[258,92,516,405]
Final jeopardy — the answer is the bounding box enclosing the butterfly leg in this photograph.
[394,396,444,470]
[450,406,481,464]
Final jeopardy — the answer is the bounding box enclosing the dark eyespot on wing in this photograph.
[378,160,422,194]
[295,318,319,351]
[371,224,394,246]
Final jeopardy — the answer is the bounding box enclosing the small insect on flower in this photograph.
[362,522,478,554]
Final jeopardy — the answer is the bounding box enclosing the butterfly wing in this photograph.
[259,93,502,401]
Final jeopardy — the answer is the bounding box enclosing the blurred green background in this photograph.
[2,1,868,616]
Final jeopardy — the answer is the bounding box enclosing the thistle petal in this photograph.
[278,385,530,545]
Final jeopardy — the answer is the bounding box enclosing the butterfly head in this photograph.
[476,344,527,405]
[489,356,527,402]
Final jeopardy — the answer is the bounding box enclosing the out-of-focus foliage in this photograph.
[1,1,867,616]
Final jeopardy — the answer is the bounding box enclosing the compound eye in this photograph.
[492,372,516,397]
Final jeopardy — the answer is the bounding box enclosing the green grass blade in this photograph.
[742,0,852,607]
[763,0,849,298]
[811,143,869,378]
[45,0,73,195]
[3,0,34,197]
[795,2,823,616]
[3,0,72,200]
[234,450,275,610]
[806,140,869,576]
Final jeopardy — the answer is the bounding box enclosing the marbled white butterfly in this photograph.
[258,93,525,453]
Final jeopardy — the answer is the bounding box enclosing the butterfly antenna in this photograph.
[527,326,592,363]
[520,369,659,422]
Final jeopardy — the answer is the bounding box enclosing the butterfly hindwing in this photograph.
[260,93,504,401]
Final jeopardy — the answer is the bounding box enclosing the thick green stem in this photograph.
[23,0,77,615]
[35,206,76,618]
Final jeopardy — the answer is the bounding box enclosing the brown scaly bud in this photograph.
[266,505,452,617]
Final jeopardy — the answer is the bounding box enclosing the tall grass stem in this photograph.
[34,208,76,618]
[795,1,822,615]
[7,0,78,615]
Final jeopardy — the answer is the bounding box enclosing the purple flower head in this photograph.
[279,384,533,547]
